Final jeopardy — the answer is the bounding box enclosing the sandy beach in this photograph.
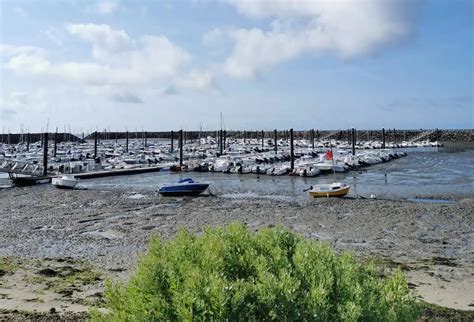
[0,185,473,319]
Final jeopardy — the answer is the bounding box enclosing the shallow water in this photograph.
[407,198,457,204]
[74,149,473,200]
[2,148,473,200]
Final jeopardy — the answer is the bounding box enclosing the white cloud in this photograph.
[0,44,45,57]
[94,0,119,15]
[176,70,219,92]
[222,28,304,78]
[6,54,52,76]
[42,26,64,47]
[2,23,219,113]
[210,0,422,78]
[3,25,192,86]
[67,23,132,59]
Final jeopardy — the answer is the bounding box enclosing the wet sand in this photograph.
[0,185,473,318]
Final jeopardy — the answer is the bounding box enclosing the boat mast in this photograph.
[220,112,223,132]
[331,145,336,182]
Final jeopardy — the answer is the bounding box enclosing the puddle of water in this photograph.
[407,198,456,205]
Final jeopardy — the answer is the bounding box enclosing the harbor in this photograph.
[0,129,473,318]
[1,128,462,188]
[2,0,473,318]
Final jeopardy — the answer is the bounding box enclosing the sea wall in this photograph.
[1,129,473,144]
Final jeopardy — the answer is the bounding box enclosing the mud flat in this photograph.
[0,185,473,319]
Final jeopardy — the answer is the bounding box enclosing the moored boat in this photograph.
[52,175,78,189]
[309,182,350,198]
[158,178,210,196]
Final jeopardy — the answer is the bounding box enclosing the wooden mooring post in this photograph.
[274,129,277,153]
[290,128,294,171]
[26,133,30,151]
[42,133,48,176]
[382,128,386,149]
[351,128,356,156]
[179,130,183,166]
[94,131,98,158]
[311,129,315,149]
[261,130,264,148]
[126,131,129,153]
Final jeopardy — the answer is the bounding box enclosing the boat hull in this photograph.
[11,176,51,187]
[52,177,78,189]
[309,186,350,198]
[158,183,209,196]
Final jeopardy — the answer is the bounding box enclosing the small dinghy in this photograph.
[309,182,350,198]
[158,178,210,196]
[52,175,78,189]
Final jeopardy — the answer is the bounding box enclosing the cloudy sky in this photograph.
[1,0,472,133]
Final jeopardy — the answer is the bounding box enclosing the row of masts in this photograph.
[1,127,443,146]
[5,127,374,177]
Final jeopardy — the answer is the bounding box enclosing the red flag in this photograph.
[324,150,333,160]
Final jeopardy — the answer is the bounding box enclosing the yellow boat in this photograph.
[309,182,350,198]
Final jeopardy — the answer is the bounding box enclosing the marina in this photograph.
[0,128,451,188]
[1,131,471,202]
[1,0,473,318]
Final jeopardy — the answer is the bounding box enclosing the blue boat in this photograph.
[158,178,210,196]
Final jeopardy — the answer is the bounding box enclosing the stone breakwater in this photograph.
[296,129,474,143]
[2,129,473,145]
[438,129,474,142]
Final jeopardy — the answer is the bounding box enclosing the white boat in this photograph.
[52,175,78,189]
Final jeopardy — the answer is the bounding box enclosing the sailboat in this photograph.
[309,148,350,198]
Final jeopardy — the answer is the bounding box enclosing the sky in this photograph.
[0,0,473,133]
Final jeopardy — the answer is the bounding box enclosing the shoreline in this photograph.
[0,186,473,318]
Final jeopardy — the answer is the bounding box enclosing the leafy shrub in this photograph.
[92,224,419,321]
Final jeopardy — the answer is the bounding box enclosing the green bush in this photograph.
[92,224,419,321]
